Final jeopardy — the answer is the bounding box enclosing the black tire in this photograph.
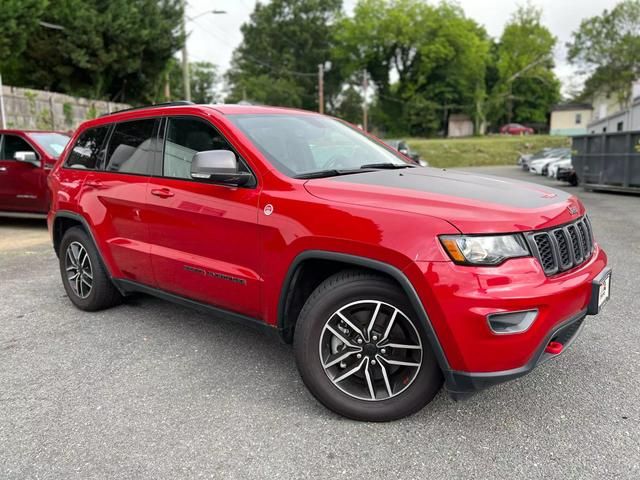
[293,270,443,421]
[58,226,122,311]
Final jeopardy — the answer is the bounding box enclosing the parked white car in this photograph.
[529,151,570,175]
[548,157,572,178]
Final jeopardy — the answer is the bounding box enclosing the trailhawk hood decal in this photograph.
[304,168,584,234]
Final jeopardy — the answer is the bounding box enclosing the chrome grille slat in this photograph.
[527,216,595,276]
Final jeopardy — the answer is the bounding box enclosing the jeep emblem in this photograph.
[567,205,578,215]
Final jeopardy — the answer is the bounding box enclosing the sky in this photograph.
[185,0,616,97]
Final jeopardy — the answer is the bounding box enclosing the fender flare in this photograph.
[52,210,116,281]
[277,250,453,381]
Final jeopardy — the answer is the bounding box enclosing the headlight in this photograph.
[440,234,530,265]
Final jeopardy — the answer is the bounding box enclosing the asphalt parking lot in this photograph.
[1,166,639,479]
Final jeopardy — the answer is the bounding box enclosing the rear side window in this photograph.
[105,119,159,175]
[2,134,37,161]
[163,117,249,180]
[66,126,110,169]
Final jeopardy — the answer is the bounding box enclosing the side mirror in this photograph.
[14,151,39,166]
[190,150,253,187]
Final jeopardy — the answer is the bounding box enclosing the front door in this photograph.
[0,134,47,212]
[146,116,262,318]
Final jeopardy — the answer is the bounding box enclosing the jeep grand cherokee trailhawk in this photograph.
[48,102,611,421]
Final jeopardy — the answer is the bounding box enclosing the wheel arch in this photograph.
[277,250,452,377]
[52,211,115,280]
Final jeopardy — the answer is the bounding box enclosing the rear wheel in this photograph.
[294,270,443,421]
[59,227,122,311]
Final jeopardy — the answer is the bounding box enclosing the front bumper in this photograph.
[446,308,587,399]
[404,244,609,397]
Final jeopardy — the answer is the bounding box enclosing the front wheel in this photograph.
[294,270,443,421]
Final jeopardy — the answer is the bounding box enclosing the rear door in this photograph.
[0,133,47,212]
[76,119,161,286]
[146,116,262,317]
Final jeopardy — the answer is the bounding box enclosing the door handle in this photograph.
[151,188,174,198]
[0,167,7,172]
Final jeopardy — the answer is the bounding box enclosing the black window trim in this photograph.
[157,114,258,188]
[2,133,41,163]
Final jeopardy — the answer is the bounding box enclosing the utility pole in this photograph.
[318,63,324,114]
[181,0,191,101]
[362,70,369,132]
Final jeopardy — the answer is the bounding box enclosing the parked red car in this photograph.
[500,123,535,135]
[47,103,611,421]
[0,129,70,216]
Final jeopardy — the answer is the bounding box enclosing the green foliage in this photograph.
[3,0,184,104]
[63,102,74,127]
[487,4,560,129]
[24,90,37,115]
[36,108,54,130]
[0,0,47,62]
[167,60,220,104]
[409,135,570,168]
[335,85,364,125]
[225,0,342,110]
[567,0,640,104]
[334,0,490,136]
[86,103,97,120]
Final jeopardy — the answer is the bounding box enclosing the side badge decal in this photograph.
[264,204,274,216]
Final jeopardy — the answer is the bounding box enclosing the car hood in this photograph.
[304,167,584,234]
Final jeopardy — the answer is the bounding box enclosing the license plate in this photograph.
[588,268,612,315]
[598,272,611,308]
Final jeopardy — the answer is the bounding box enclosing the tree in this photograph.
[567,0,640,105]
[335,0,490,136]
[488,4,560,128]
[335,85,364,125]
[0,0,47,63]
[3,0,184,104]
[168,59,219,103]
[225,0,343,110]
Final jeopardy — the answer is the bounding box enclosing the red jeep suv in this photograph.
[47,102,611,421]
[0,129,70,216]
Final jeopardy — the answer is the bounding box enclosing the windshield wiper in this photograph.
[294,169,363,179]
[359,163,416,170]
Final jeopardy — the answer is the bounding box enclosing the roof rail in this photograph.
[100,101,195,117]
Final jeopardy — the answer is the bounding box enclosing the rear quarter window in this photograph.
[65,126,110,169]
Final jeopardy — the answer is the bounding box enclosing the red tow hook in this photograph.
[545,341,564,355]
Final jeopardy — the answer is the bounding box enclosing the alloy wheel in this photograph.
[319,300,423,401]
[65,241,93,299]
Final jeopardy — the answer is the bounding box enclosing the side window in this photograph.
[65,126,110,169]
[3,135,37,161]
[105,119,158,174]
[163,117,248,180]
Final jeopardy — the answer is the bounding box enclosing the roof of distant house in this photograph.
[551,103,593,112]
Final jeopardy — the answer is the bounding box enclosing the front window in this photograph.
[228,114,408,177]
[30,133,70,158]
[2,135,37,161]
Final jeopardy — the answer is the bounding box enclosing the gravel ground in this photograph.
[1,166,639,479]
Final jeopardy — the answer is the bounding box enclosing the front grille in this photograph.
[527,216,595,276]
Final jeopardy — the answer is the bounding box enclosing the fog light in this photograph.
[487,310,538,334]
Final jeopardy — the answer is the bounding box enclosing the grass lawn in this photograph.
[408,135,571,168]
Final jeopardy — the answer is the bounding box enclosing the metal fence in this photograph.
[572,131,640,194]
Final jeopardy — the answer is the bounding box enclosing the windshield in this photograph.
[29,133,70,158]
[228,114,408,177]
